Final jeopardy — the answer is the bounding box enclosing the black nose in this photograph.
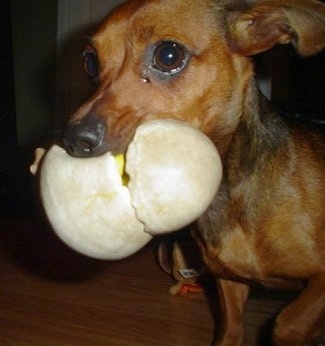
[62,116,107,157]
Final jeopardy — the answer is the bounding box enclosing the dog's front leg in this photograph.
[273,273,325,346]
[214,279,250,346]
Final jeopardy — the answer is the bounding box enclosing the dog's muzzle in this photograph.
[62,116,107,157]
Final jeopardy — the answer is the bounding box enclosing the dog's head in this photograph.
[63,0,325,157]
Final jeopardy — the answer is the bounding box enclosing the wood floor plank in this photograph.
[0,220,290,345]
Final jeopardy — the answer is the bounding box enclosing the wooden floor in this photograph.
[0,219,294,345]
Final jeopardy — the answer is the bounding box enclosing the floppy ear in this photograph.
[228,0,325,56]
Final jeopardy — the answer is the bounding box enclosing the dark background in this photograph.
[0,0,34,218]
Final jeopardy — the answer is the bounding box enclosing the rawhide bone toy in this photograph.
[31,119,222,260]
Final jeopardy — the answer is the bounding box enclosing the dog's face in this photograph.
[63,0,325,158]
[63,0,251,157]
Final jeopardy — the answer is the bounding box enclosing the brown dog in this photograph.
[62,0,325,345]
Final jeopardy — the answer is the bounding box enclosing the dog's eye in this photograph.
[152,41,189,75]
[83,45,98,78]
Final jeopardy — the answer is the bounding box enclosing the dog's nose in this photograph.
[62,116,107,157]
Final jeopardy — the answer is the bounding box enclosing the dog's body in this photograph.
[62,0,325,345]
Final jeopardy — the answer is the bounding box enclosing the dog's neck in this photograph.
[222,78,289,171]
[195,82,291,258]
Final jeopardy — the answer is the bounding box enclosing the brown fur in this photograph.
[63,0,325,344]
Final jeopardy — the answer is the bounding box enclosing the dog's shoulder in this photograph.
[284,115,325,153]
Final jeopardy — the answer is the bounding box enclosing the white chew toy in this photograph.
[126,119,222,233]
[38,119,222,260]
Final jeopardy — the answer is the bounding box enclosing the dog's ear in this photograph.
[228,0,325,56]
